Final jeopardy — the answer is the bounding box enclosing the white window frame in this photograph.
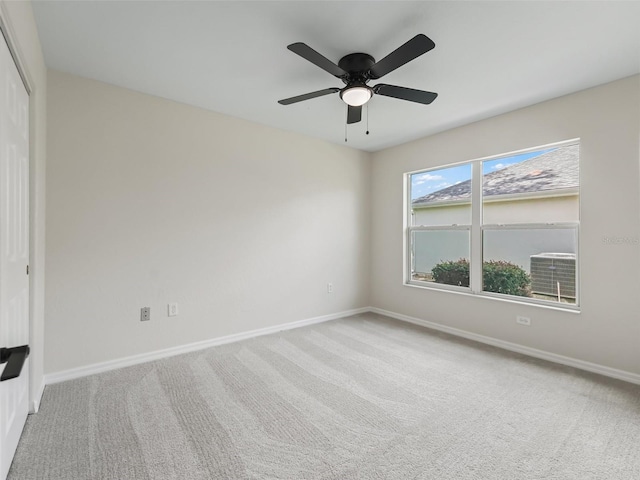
[405,139,580,311]
[408,225,472,294]
[480,223,580,308]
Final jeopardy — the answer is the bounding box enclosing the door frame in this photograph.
[0,3,37,415]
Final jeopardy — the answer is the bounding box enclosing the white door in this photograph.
[0,30,30,480]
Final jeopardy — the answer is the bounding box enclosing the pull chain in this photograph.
[366,103,370,135]
[344,105,348,142]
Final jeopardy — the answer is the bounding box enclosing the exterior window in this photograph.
[407,141,579,308]
[409,164,471,287]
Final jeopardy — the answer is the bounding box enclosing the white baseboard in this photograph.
[44,305,640,388]
[30,380,45,413]
[370,307,640,386]
[44,307,369,385]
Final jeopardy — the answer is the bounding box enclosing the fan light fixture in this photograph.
[279,35,438,126]
[340,86,372,107]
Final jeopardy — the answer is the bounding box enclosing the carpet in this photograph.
[9,313,640,479]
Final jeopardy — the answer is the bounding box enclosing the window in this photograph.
[409,164,472,287]
[407,141,579,308]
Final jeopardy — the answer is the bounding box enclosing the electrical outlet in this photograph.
[327,283,333,293]
[516,315,531,326]
[141,307,150,321]
[168,303,178,317]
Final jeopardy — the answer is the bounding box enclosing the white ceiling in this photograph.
[33,1,640,152]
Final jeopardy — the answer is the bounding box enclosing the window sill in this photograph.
[404,281,581,314]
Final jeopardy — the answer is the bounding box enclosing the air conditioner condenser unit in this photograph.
[530,253,576,299]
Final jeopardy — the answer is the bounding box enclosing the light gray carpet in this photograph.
[9,313,640,479]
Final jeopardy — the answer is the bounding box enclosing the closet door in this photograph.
[0,29,30,480]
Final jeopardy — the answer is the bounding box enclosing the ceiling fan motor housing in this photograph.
[338,53,375,85]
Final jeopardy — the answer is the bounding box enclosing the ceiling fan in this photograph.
[278,34,438,125]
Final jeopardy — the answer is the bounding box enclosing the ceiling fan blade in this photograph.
[373,84,438,105]
[347,105,362,124]
[278,88,340,105]
[369,34,435,79]
[287,43,348,78]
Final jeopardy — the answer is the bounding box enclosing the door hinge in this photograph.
[26,265,29,275]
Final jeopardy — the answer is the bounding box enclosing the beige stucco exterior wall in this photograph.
[413,194,578,226]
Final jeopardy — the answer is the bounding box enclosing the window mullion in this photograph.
[470,161,483,293]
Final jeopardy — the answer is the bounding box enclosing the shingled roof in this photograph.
[412,144,579,207]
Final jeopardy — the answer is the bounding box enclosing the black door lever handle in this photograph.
[0,345,30,381]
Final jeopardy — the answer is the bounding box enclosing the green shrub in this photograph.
[431,259,531,297]
[431,258,470,287]
[482,260,531,297]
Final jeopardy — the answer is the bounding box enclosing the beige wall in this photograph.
[40,61,640,379]
[372,75,640,375]
[483,195,578,225]
[413,203,471,226]
[412,196,580,275]
[0,0,47,410]
[413,195,578,226]
[45,70,371,374]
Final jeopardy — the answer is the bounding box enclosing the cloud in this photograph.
[492,162,514,171]
[413,173,444,185]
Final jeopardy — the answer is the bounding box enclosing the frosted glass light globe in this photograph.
[340,86,372,106]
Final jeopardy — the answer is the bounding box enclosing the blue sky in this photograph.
[410,149,553,200]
